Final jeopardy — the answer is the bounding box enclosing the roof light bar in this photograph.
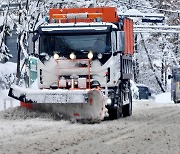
[52,13,103,20]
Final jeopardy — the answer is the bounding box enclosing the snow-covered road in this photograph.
[0,100,180,154]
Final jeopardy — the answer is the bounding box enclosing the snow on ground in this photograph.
[0,99,179,154]
[155,92,174,104]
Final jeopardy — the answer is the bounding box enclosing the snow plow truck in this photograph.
[9,7,134,122]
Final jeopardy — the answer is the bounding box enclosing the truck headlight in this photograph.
[39,52,50,62]
[54,53,59,60]
[45,54,50,61]
[107,98,112,105]
[70,52,76,60]
[88,51,93,59]
[97,53,103,59]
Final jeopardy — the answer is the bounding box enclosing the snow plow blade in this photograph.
[8,85,106,121]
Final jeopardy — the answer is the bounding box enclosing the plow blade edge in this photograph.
[8,85,106,121]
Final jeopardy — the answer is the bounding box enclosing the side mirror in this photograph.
[32,33,39,42]
[116,31,125,52]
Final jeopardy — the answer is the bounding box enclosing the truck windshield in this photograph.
[39,33,111,56]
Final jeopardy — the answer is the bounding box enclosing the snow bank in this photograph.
[0,16,4,26]
[0,106,56,120]
[0,62,16,74]
[130,80,139,99]
[0,90,19,111]
[155,92,173,104]
[0,62,17,89]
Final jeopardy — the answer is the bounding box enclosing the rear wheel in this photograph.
[122,96,132,117]
[122,81,132,117]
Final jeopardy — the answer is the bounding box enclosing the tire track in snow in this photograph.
[54,104,180,154]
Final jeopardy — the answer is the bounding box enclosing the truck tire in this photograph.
[108,84,123,120]
[122,97,132,117]
[108,106,122,120]
[122,82,132,117]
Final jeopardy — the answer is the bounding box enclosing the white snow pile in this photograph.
[130,80,139,99]
[155,92,173,104]
[0,62,16,75]
[0,16,5,26]
[0,89,19,111]
[0,62,16,89]
[0,106,62,120]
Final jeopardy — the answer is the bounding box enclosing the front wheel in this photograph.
[108,84,123,120]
